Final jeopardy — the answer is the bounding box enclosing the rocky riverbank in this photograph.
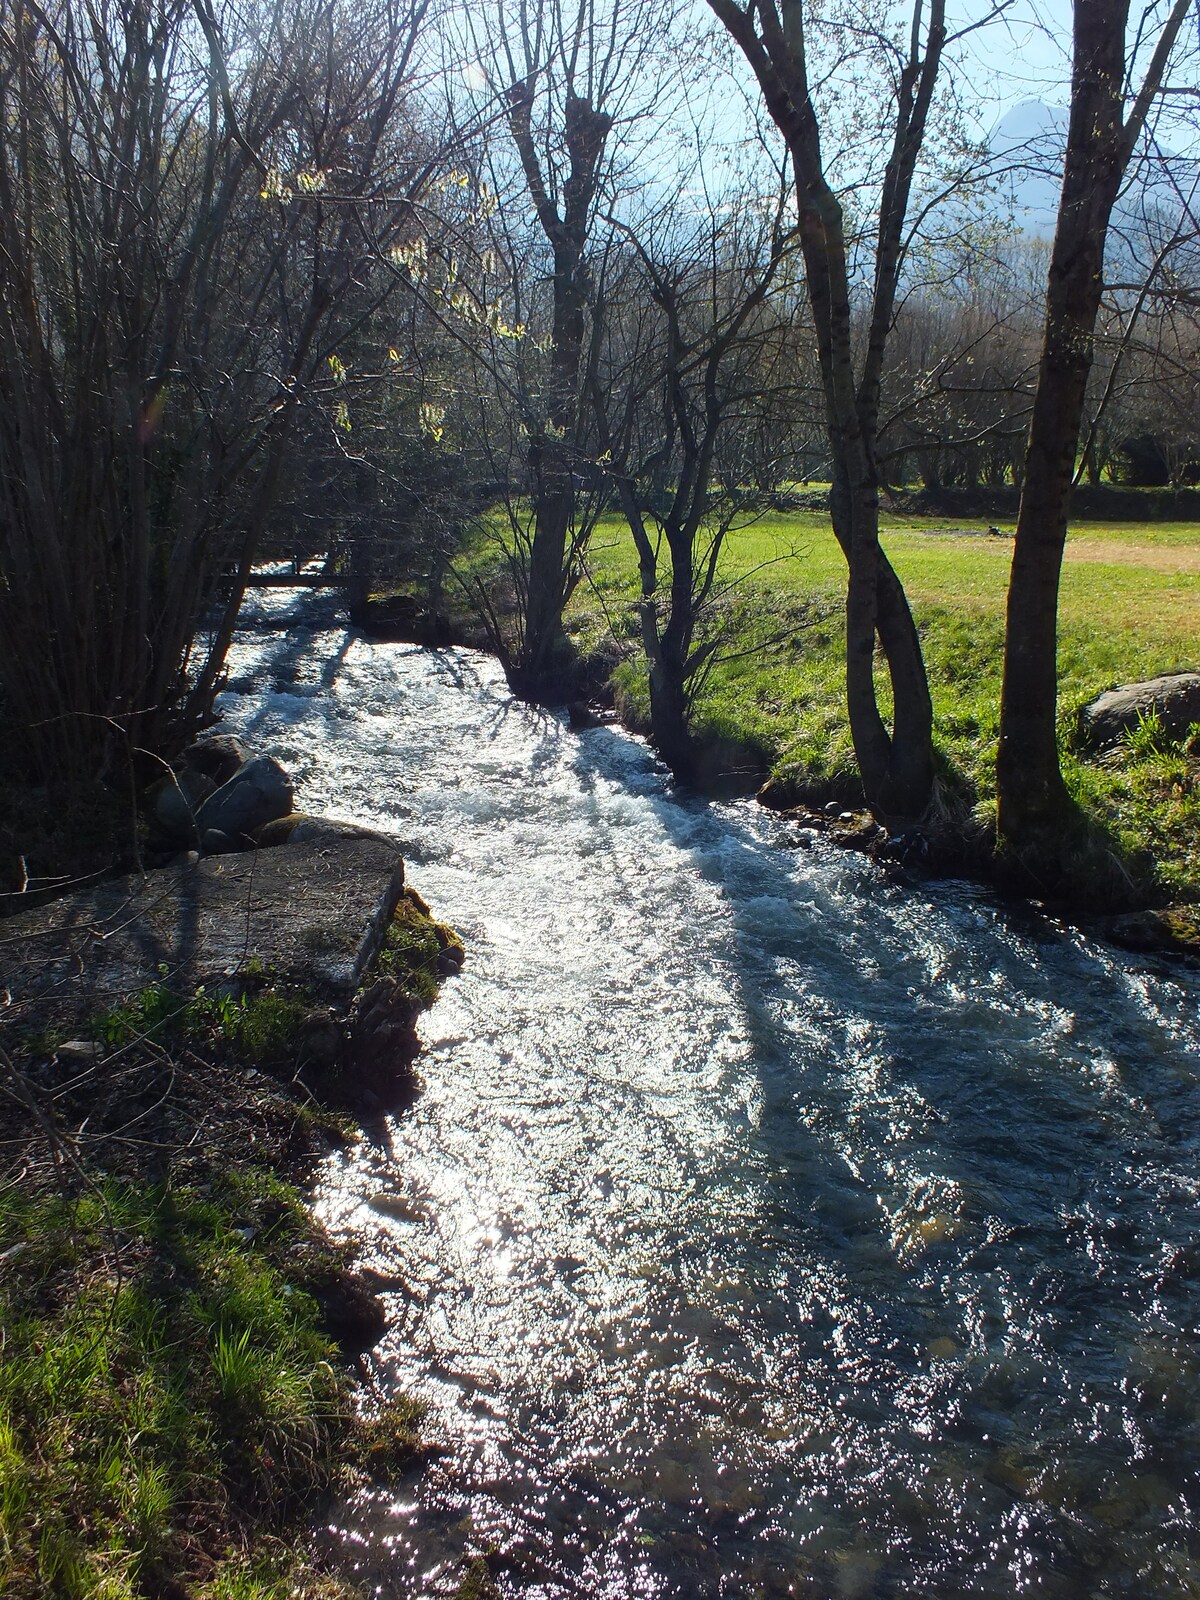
[0,738,488,1599]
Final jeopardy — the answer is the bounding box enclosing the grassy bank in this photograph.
[565,509,1200,903]
[0,893,464,1600]
[1,1170,352,1599]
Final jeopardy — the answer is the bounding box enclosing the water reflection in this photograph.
[220,598,1200,1598]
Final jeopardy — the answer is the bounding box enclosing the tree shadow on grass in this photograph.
[994,793,1165,914]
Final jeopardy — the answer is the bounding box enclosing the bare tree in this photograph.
[0,0,440,787]
[459,0,674,699]
[705,0,997,814]
[589,161,808,778]
[875,236,1045,492]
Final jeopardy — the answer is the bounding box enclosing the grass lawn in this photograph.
[567,509,1200,901]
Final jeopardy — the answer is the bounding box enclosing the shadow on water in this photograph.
[218,616,1200,1600]
[224,592,355,742]
[507,722,1200,1598]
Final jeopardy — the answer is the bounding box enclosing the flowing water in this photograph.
[220,592,1200,1599]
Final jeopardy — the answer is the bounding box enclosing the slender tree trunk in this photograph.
[828,446,934,815]
[706,0,938,817]
[650,529,703,779]
[506,80,611,700]
[996,0,1191,842]
[519,405,577,693]
[878,560,936,809]
[996,342,1100,833]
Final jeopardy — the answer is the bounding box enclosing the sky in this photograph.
[953,0,1074,128]
[952,0,1200,152]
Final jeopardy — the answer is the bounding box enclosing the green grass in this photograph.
[0,1174,350,1599]
[568,510,1200,901]
[0,885,462,1596]
[93,981,312,1065]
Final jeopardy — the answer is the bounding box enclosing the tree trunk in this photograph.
[647,652,695,781]
[996,0,1190,842]
[704,0,939,818]
[506,81,612,701]
[829,458,934,815]
[516,430,576,696]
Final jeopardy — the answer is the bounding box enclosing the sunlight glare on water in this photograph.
[219,593,1200,1598]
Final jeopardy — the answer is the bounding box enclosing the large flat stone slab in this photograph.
[1,837,405,1038]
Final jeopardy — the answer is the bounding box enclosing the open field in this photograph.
[567,510,1200,900]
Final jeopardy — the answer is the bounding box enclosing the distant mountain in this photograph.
[988,100,1199,258]
[989,101,1067,235]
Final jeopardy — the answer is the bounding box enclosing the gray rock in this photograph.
[184,734,252,786]
[150,767,216,846]
[1078,672,1200,751]
[195,754,294,843]
[1,836,406,1033]
[55,1039,103,1065]
[200,829,237,855]
[256,813,384,848]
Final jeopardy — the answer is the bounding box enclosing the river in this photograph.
[219,591,1200,1598]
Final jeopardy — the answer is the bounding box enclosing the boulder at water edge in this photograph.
[183,733,252,786]
[195,753,294,844]
[255,813,380,848]
[149,766,217,847]
[1077,672,1200,751]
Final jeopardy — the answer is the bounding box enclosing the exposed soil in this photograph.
[1062,537,1200,573]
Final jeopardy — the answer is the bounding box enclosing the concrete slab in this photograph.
[0,836,405,1037]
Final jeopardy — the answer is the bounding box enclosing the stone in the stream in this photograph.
[830,812,886,853]
[195,753,294,844]
[1077,671,1200,751]
[255,813,381,848]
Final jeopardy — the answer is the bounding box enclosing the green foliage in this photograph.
[91,982,310,1065]
[1123,708,1170,760]
[210,990,311,1061]
[94,980,186,1050]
